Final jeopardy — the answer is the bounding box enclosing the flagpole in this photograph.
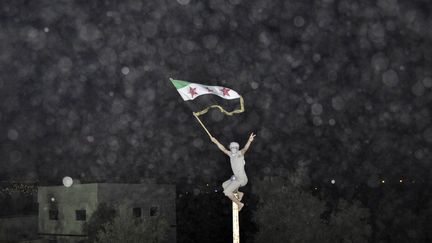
[193,113,213,138]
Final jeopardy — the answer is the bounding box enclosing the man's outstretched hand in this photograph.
[248,132,256,143]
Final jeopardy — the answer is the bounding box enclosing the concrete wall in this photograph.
[38,184,99,236]
[98,183,177,243]
[37,183,176,242]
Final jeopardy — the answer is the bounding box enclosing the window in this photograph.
[49,209,58,220]
[75,210,86,221]
[133,207,142,218]
[149,206,159,217]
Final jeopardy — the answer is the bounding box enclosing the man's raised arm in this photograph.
[211,136,230,156]
[241,132,256,155]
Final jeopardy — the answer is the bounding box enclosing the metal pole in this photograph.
[233,193,240,243]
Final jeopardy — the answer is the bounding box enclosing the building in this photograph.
[37,182,176,243]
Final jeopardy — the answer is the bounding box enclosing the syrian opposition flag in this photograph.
[170,78,244,117]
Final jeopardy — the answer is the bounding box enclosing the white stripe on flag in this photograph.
[177,83,241,101]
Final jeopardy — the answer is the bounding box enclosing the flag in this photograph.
[170,78,244,117]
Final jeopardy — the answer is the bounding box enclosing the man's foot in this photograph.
[237,192,244,201]
[228,194,244,211]
[237,202,244,211]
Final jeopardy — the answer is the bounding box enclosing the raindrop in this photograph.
[143,88,156,101]
[311,103,323,115]
[329,119,336,126]
[86,136,95,143]
[7,129,19,140]
[10,150,22,162]
[332,96,345,111]
[63,177,73,187]
[192,138,203,148]
[193,188,200,195]
[414,149,424,159]
[422,77,432,88]
[107,152,117,164]
[371,52,389,72]
[179,40,196,53]
[57,57,73,73]
[331,179,335,184]
[378,0,399,16]
[121,67,130,75]
[210,110,224,122]
[202,35,219,49]
[368,23,386,44]
[177,0,190,5]
[44,27,49,32]
[328,70,337,81]
[111,99,125,114]
[313,116,322,126]
[313,53,321,62]
[423,127,432,143]
[250,81,259,89]
[382,69,399,87]
[259,32,271,46]
[78,24,101,42]
[411,82,425,96]
[229,0,242,5]
[305,97,314,104]
[108,137,120,151]
[386,20,396,31]
[141,22,158,38]
[294,16,305,27]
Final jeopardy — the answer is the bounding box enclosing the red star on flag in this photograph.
[189,87,198,98]
[220,87,230,96]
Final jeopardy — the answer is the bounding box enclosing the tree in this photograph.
[94,214,169,243]
[252,176,328,243]
[0,226,14,242]
[328,200,371,243]
[83,203,116,243]
[252,176,371,243]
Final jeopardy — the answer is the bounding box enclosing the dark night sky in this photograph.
[1,0,432,197]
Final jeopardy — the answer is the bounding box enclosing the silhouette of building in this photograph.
[38,181,176,243]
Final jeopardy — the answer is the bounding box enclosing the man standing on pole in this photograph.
[211,133,256,211]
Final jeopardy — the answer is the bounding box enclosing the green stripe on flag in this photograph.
[170,79,190,89]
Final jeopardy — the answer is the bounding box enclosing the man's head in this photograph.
[229,142,239,153]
